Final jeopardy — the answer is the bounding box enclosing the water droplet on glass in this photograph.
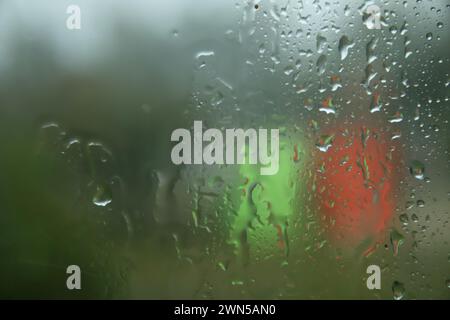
[409,160,425,180]
[399,214,409,225]
[316,135,334,152]
[316,55,327,75]
[92,183,113,207]
[87,141,113,164]
[390,229,404,256]
[195,51,215,69]
[389,26,398,35]
[388,112,404,123]
[338,35,354,61]
[284,65,294,76]
[319,96,337,114]
[369,93,382,113]
[392,281,405,300]
[316,34,327,54]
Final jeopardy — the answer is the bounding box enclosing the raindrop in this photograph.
[366,38,378,64]
[304,98,314,111]
[405,201,414,210]
[319,97,336,114]
[330,75,342,91]
[389,26,398,35]
[409,160,425,180]
[400,21,408,35]
[92,183,113,207]
[258,43,266,55]
[404,48,413,59]
[210,91,224,106]
[390,229,404,256]
[39,122,66,149]
[316,55,327,75]
[392,281,405,300]
[65,137,81,150]
[195,51,215,69]
[316,134,334,152]
[87,141,113,164]
[284,65,294,76]
[316,34,327,54]
[369,93,382,113]
[399,214,409,225]
[388,112,404,123]
[338,35,354,61]
[344,5,350,16]
[362,64,377,87]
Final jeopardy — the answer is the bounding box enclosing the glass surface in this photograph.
[0,0,449,299]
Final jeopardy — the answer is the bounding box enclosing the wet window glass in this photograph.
[0,0,449,300]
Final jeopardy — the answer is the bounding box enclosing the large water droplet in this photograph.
[390,229,404,256]
[388,112,404,123]
[338,35,354,60]
[316,55,327,75]
[392,281,405,300]
[369,93,382,113]
[195,51,215,69]
[92,183,113,207]
[409,160,425,180]
[316,34,327,54]
[316,135,334,152]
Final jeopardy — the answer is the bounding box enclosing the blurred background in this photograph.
[0,0,448,299]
